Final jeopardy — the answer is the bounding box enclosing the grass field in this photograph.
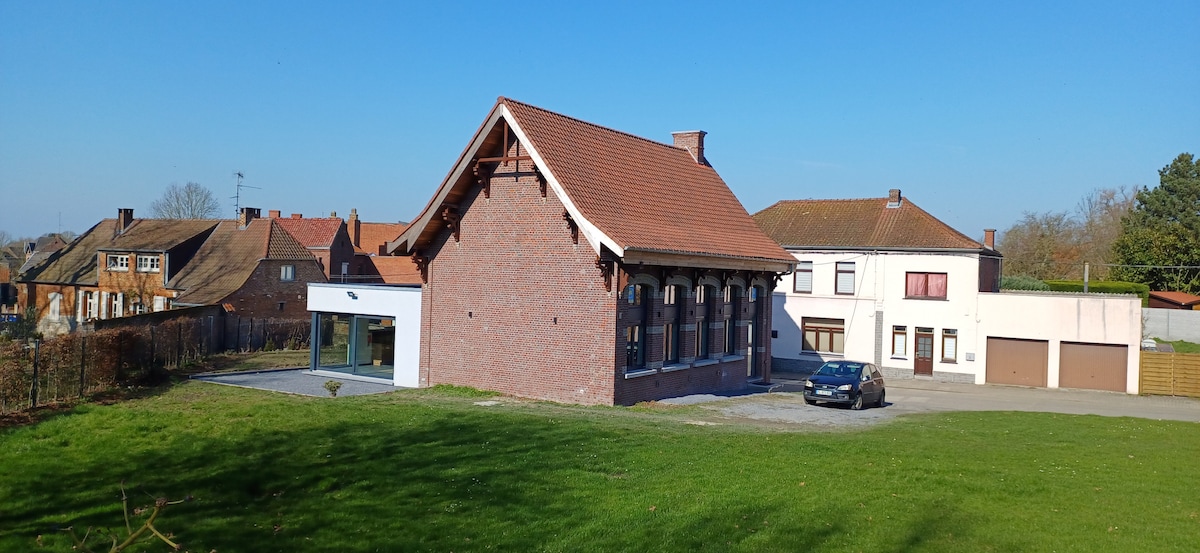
[2,383,1198,552]
[1155,338,1200,353]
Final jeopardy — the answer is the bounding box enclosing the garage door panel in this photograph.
[1059,342,1127,392]
[986,337,1048,387]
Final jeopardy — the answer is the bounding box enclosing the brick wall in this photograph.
[223,259,326,318]
[418,155,617,405]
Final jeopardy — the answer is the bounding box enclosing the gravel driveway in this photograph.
[667,374,1200,427]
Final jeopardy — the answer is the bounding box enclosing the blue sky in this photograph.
[1,1,1196,242]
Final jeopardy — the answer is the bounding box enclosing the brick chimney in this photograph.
[671,130,708,166]
[984,229,996,250]
[268,210,281,219]
[886,189,902,208]
[239,207,261,228]
[117,208,134,234]
[348,208,361,248]
[290,213,302,219]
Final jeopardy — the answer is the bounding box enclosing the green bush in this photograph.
[1000,275,1050,291]
[1043,280,1150,300]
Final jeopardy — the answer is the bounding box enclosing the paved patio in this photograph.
[191,369,398,397]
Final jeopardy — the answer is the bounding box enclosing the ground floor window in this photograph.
[696,317,709,359]
[802,317,845,354]
[892,325,907,356]
[724,318,736,355]
[315,313,395,379]
[626,324,644,369]
[942,329,957,362]
[664,322,679,363]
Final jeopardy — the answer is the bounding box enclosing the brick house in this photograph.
[271,210,357,282]
[17,208,324,334]
[345,210,421,284]
[386,97,794,405]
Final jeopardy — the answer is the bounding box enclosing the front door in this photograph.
[915,329,934,376]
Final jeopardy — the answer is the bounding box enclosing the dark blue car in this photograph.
[803,360,886,410]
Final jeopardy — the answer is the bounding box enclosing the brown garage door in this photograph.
[986,337,1048,387]
[1059,342,1127,392]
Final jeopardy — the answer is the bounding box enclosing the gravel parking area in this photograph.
[191,369,397,397]
[667,373,1200,427]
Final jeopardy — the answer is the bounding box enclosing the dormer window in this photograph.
[107,254,129,272]
[136,255,160,273]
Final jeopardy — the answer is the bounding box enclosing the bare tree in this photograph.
[150,182,220,219]
[1075,187,1135,279]
[999,187,1135,281]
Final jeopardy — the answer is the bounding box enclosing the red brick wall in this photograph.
[222,259,326,318]
[418,157,617,405]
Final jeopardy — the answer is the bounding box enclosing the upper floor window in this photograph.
[281,265,296,282]
[136,255,160,273]
[835,262,855,295]
[906,272,948,299]
[625,284,644,305]
[794,261,813,293]
[664,284,680,305]
[107,254,129,272]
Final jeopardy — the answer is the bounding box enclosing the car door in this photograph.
[859,365,877,401]
[869,364,885,403]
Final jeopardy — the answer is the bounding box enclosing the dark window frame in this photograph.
[835,262,855,295]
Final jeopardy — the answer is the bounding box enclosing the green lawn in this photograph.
[1155,338,1200,353]
[2,384,1199,552]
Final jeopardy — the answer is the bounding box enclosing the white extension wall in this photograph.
[307,283,422,387]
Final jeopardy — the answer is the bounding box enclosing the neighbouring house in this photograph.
[270,210,358,282]
[346,210,421,285]
[1147,291,1200,310]
[754,189,1142,394]
[17,208,325,334]
[367,97,793,405]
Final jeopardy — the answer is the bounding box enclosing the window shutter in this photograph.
[795,270,812,292]
[836,270,855,294]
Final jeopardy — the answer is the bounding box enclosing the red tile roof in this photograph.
[1149,291,1200,306]
[753,196,985,250]
[395,98,793,268]
[273,217,344,248]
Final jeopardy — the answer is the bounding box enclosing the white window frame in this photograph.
[892,325,907,357]
[794,261,813,293]
[107,254,129,272]
[48,292,62,319]
[835,262,855,295]
[136,255,160,273]
[281,265,296,282]
[942,329,958,362]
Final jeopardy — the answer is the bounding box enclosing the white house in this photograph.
[307,283,422,387]
[754,189,1142,393]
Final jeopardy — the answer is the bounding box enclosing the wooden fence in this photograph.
[1140,351,1200,398]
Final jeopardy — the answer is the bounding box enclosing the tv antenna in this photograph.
[231,171,260,217]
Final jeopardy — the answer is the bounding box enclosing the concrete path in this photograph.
[191,369,397,397]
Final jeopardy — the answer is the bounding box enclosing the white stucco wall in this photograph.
[307,283,422,387]
[772,250,983,379]
[976,291,1142,393]
[772,250,1142,393]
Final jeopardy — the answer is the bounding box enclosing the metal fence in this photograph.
[1140,351,1200,398]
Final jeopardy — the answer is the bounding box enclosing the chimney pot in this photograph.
[117,208,134,234]
[887,189,902,208]
[984,229,996,250]
[268,210,281,219]
[671,130,708,166]
[239,207,261,228]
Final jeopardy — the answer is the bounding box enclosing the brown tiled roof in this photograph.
[369,255,422,285]
[18,219,219,285]
[273,217,344,249]
[171,219,317,306]
[1149,291,1200,306]
[752,197,984,250]
[356,222,408,255]
[395,98,794,268]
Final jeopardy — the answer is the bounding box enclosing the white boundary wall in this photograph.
[1143,308,1200,343]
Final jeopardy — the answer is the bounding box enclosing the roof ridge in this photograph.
[500,96,690,155]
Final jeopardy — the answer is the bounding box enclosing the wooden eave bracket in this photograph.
[562,210,579,244]
[412,253,430,283]
[595,255,616,292]
[441,206,461,242]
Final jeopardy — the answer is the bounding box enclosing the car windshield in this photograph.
[814,362,864,377]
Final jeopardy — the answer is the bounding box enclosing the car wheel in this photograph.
[850,393,863,410]
[875,389,886,408]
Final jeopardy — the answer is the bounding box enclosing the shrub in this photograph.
[1001,275,1050,291]
[1043,280,1150,301]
